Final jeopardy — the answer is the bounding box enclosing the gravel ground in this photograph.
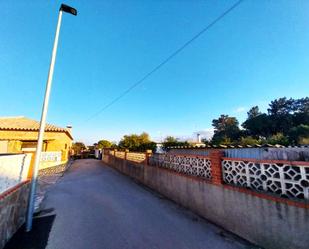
[35,174,63,211]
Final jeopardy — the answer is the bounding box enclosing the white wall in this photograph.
[0,154,31,193]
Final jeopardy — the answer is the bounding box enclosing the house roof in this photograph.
[0,116,73,139]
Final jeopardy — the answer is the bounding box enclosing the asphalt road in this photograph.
[42,159,257,249]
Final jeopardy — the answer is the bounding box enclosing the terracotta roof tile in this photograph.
[0,116,69,133]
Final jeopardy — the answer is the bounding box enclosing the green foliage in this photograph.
[72,142,86,154]
[97,139,113,149]
[289,125,309,145]
[118,132,156,152]
[247,106,261,119]
[201,138,210,145]
[212,136,232,145]
[241,97,309,145]
[239,136,260,146]
[164,136,178,143]
[265,97,309,135]
[162,136,189,150]
[267,97,294,115]
[242,113,272,137]
[211,115,241,145]
[292,97,309,113]
[293,110,309,129]
[265,133,289,146]
[138,142,157,152]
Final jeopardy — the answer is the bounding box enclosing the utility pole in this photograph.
[26,4,77,232]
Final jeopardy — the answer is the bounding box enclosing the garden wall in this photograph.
[103,150,309,249]
[0,181,30,249]
[0,154,31,193]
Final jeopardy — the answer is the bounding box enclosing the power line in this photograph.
[85,0,244,122]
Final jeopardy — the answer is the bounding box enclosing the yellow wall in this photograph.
[0,130,72,161]
[8,140,22,152]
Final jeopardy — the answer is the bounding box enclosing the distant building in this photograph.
[0,116,73,161]
[187,142,206,148]
[186,133,206,148]
[155,143,164,153]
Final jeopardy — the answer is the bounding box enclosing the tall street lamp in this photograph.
[26,3,77,232]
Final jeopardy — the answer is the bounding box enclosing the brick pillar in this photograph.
[145,150,152,166]
[124,149,129,169]
[124,149,129,161]
[101,149,104,161]
[113,149,117,165]
[209,150,224,185]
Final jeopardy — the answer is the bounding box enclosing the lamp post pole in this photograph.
[26,4,77,232]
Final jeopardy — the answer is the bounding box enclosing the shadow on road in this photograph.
[4,215,55,249]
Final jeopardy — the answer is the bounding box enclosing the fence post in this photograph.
[124,149,129,169]
[124,149,129,161]
[145,150,152,166]
[209,150,224,185]
[113,149,117,165]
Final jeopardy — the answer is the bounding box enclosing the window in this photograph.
[21,141,37,152]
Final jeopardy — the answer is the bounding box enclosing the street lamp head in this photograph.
[60,3,77,16]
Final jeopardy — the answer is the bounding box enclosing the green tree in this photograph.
[165,136,178,143]
[72,142,86,155]
[267,97,294,115]
[138,141,157,152]
[97,139,113,149]
[299,97,309,113]
[265,133,289,146]
[139,132,151,144]
[162,136,189,150]
[201,138,210,145]
[119,134,140,150]
[239,136,260,146]
[292,97,309,127]
[289,125,309,145]
[247,106,261,119]
[267,98,296,134]
[210,97,309,146]
[211,115,240,145]
[118,132,156,152]
[242,113,272,137]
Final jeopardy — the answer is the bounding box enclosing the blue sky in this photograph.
[1,1,309,144]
